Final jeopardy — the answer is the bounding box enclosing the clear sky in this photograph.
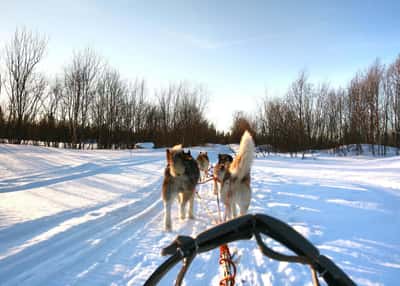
[1,0,400,131]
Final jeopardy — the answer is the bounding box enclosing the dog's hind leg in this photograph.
[164,199,172,231]
[188,192,195,219]
[221,182,232,220]
[238,186,251,216]
[178,193,187,220]
[231,201,238,218]
[213,179,219,195]
[225,202,233,220]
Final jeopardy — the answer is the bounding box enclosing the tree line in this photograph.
[0,28,399,154]
[236,58,400,155]
[0,28,227,148]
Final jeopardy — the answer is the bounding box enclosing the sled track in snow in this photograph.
[0,175,165,285]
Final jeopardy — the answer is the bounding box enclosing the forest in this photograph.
[0,28,399,154]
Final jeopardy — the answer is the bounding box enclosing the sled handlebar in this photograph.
[144,214,356,286]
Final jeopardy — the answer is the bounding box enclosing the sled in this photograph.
[144,213,356,286]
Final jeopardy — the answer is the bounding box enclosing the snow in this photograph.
[0,144,399,286]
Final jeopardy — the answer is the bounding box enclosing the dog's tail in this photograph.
[229,130,255,180]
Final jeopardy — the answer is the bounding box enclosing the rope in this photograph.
[196,172,237,286]
[197,166,215,185]
[197,177,215,185]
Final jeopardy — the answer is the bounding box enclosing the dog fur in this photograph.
[162,145,200,231]
[196,152,210,181]
[217,131,255,220]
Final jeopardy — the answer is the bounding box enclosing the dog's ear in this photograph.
[187,150,191,156]
[205,152,208,155]
[228,155,233,162]
[218,154,222,160]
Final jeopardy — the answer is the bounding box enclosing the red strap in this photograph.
[219,244,236,286]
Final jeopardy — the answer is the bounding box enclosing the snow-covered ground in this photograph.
[0,144,399,286]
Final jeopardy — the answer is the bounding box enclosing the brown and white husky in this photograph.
[196,151,210,181]
[214,131,255,220]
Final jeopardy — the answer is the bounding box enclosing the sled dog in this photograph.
[213,153,233,195]
[196,152,210,181]
[216,131,255,220]
[162,145,200,231]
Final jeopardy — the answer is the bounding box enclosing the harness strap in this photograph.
[197,177,215,185]
[219,244,236,286]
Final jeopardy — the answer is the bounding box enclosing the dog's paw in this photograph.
[164,223,172,231]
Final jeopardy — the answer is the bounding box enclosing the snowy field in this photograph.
[0,144,399,286]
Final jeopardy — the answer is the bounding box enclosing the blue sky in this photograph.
[1,0,400,131]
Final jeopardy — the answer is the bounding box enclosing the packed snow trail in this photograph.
[0,144,399,285]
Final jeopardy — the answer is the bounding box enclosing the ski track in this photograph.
[0,183,160,285]
[0,144,400,285]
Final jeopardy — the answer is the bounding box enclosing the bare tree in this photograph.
[36,77,64,146]
[92,66,126,148]
[0,72,4,140]
[156,84,176,146]
[127,79,147,137]
[154,82,209,146]
[286,71,313,156]
[45,77,63,120]
[347,73,366,153]
[4,27,47,143]
[364,60,383,155]
[174,83,208,146]
[383,68,393,155]
[63,48,100,148]
[386,55,400,153]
